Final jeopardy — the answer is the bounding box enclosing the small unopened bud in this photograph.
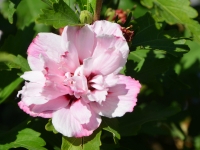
[80,10,93,24]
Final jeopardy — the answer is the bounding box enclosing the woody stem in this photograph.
[93,0,103,21]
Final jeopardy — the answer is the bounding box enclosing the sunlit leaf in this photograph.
[0,0,16,24]
[0,128,46,150]
[61,128,101,150]
[0,52,30,72]
[131,13,190,57]
[37,0,80,28]
[140,0,200,42]
[16,0,47,29]
[45,119,58,134]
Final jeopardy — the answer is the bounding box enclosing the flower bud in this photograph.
[79,10,93,24]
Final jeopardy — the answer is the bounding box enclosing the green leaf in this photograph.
[126,49,176,82]
[76,0,96,12]
[0,0,16,24]
[37,0,80,28]
[16,0,47,29]
[61,129,101,150]
[175,40,200,73]
[140,0,200,42]
[119,102,181,136]
[0,52,30,72]
[0,77,23,104]
[45,119,58,134]
[87,0,96,13]
[101,117,120,144]
[0,128,46,150]
[131,13,190,57]
[0,24,35,55]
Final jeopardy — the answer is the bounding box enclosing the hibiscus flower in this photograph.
[17,20,141,137]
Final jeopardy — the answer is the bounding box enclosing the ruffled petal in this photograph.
[21,96,48,106]
[52,107,82,137]
[60,42,80,73]
[62,25,96,62]
[27,33,66,66]
[104,73,119,87]
[19,82,43,97]
[87,89,108,103]
[92,35,129,60]
[31,96,69,113]
[70,100,91,124]
[21,71,46,84]
[90,75,141,118]
[91,20,125,39]
[42,82,72,100]
[18,96,69,118]
[52,104,101,137]
[18,101,52,118]
[83,48,124,76]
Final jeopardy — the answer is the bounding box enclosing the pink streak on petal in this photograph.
[31,96,69,112]
[62,25,96,62]
[18,101,52,118]
[42,82,72,100]
[75,25,96,62]
[60,42,80,73]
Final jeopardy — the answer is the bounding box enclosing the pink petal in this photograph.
[19,82,43,97]
[18,101,52,118]
[18,96,69,118]
[90,75,141,118]
[21,71,46,84]
[70,100,91,124]
[27,33,64,70]
[31,96,69,113]
[87,89,108,103]
[92,35,129,60]
[52,103,101,137]
[62,25,96,62]
[83,48,124,76]
[21,96,48,106]
[70,75,88,96]
[42,55,65,76]
[77,109,101,137]
[104,73,119,87]
[60,42,80,73]
[42,82,72,100]
[92,20,125,40]
[53,107,82,137]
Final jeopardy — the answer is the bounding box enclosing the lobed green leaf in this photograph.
[61,129,101,150]
[140,0,200,42]
[0,0,16,24]
[37,0,80,28]
[0,128,46,150]
[16,0,47,29]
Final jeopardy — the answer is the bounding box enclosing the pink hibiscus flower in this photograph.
[17,20,141,137]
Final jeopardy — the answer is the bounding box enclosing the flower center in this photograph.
[65,94,78,105]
